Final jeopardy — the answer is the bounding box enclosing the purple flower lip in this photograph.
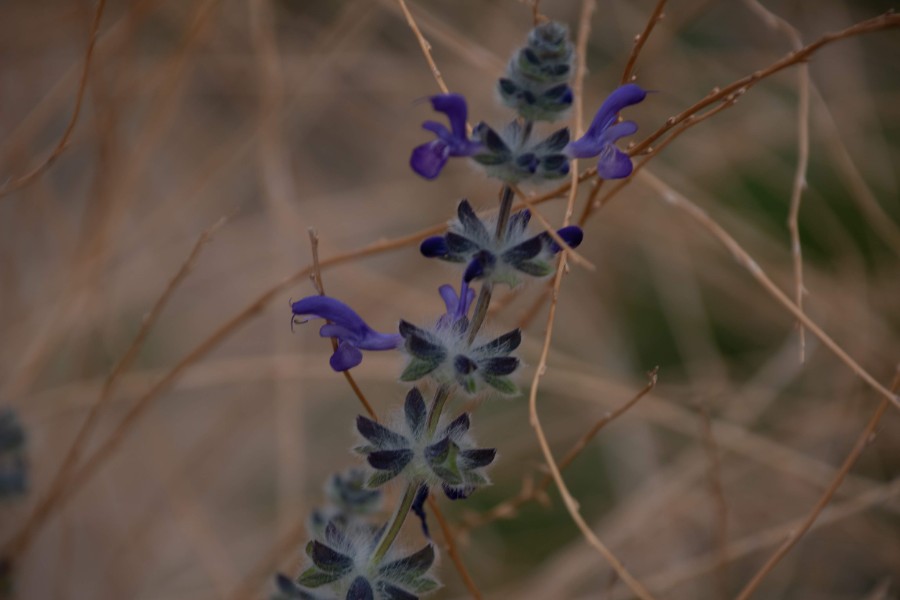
[437,281,475,328]
[291,295,402,371]
[566,83,647,179]
[410,94,482,180]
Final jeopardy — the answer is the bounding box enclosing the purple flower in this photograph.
[291,296,402,372]
[436,281,475,329]
[410,94,482,180]
[566,83,647,179]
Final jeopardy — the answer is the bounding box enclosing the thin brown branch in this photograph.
[640,169,900,409]
[522,11,900,218]
[744,0,810,363]
[2,216,226,561]
[698,402,729,599]
[620,0,667,84]
[631,12,900,157]
[426,495,483,599]
[613,477,900,599]
[529,0,547,26]
[558,367,658,474]
[527,258,656,600]
[567,0,595,220]
[734,369,900,600]
[460,368,657,534]
[0,0,108,199]
[524,110,656,597]
[588,97,738,219]
[1,221,442,561]
[395,0,449,95]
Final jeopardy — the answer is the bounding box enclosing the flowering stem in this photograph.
[372,385,452,566]
[371,481,421,565]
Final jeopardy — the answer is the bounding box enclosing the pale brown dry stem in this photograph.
[1,223,442,561]
[576,177,605,227]
[620,0,667,84]
[2,216,226,562]
[3,0,224,407]
[521,11,900,218]
[811,84,900,257]
[587,97,737,220]
[530,0,547,26]
[631,12,900,157]
[612,477,900,599]
[698,402,729,599]
[744,0,810,364]
[640,169,900,409]
[426,495,483,600]
[460,368,658,534]
[528,259,657,600]
[0,0,108,199]
[734,370,900,600]
[522,30,656,590]
[395,0,449,95]
[567,0,595,219]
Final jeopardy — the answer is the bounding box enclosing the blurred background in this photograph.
[1,0,899,598]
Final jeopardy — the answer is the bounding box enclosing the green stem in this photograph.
[466,283,493,345]
[372,184,515,566]
[494,185,515,240]
[426,384,453,437]
[371,482,420,565]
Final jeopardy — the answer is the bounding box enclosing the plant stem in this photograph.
[370,184,515,569]
[466,284,493,345]
[494,184,515,239]
[371,482,420,565]
[426,384,453,437]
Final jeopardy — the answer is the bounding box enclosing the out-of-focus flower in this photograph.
[0,408,27,498]
[308,468,383,539]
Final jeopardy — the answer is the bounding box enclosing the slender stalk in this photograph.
[494,184,515,239]
[370,182,515,571]
[426,384,453,437]
[371,482,420,565]
[466,284,493,345]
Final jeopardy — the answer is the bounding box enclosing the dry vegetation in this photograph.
[1,0,899,599]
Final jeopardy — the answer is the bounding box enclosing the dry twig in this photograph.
[743,0,811,363]
[0,0,108,199]
[640,169,899,409]
[2,216,226,561]
[734,370,900,599]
